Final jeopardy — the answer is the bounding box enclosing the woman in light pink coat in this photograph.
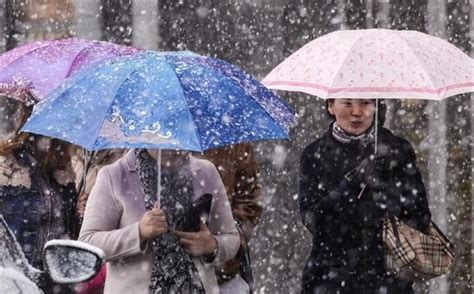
[79,149,240,294]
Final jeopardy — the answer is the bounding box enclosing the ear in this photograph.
[327,101,335,115]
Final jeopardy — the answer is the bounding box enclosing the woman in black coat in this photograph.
[299,99,431,294]
[0,102,80,293]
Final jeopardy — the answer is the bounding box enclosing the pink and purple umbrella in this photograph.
[0,38,142,104]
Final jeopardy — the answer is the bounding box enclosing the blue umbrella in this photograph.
[22,51,295,152]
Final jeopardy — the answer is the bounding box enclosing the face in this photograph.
[328,99,375,135]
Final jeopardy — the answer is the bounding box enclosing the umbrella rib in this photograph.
[162,61,203,151]
[395,32,438,95]
[88,68,141,150]
[64,40,99,78]
[211,61,292,141]
[203,57,294,134]
[243,96,292,133]
[0,41,50,68]
[1,39,79,68]
[327,31,373,95]
[0,39,80,100]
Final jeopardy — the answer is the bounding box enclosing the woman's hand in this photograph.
[139,203,168,241]
[173,222,217,257]
[346,155,391,189]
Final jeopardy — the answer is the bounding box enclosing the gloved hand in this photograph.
[345,154,391,190]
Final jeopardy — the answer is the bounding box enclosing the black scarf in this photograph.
[134,149,205,294]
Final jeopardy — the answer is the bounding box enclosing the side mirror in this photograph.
[43,240,105,284]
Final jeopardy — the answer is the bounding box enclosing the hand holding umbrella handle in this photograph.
[139,204,168,242]
[345,155,391,197]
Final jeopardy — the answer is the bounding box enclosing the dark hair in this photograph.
[0,103,72,174]
[325,99,386,126]
[0,102,32,155]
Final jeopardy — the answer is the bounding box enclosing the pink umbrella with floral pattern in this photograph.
[0,38,142,104]
[263,29,474,100]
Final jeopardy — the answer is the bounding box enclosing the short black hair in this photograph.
[325,99,386,126]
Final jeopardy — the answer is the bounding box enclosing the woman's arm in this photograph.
[206,164,240,265]
[299,145,359,235]
[230,144,262,240]
[174,162,240,264]
[79,167,145,261]
[385,140,431,231]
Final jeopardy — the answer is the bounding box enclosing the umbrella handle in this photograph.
[156,149,161,204]
[374,98,378,155]
[359,99,379,200]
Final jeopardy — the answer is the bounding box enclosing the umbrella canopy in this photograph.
[263,29,474,100]
[22,51,295,152]
[0,38,142,103]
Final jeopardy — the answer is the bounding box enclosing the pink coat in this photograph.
[79,150,240,294]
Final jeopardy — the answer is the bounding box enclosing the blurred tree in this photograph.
[389,0,427,30]
[3,0,26,50]
[344,0,368,29]
[158,0,242,63]
[445,1,471,293]
[24,0,73,40]
[131,0,159,50]
[73,0,102,40]
[158,0,207,52]
[101,0,132,45]
[0,0,7,52]
[386,0,429,150]
[425,0,449,293]
[281,0,340,54]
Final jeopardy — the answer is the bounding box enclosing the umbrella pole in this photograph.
[157,149,161,205]
[374,98,378,155]
[358,99,379,200]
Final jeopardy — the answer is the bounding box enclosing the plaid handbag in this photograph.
[383,213,454,281]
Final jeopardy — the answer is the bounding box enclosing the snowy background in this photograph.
[0,0,472,293]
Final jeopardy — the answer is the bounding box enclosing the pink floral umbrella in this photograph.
[0,38,142,104]
[263,29,474,100]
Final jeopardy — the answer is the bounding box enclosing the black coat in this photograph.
[299,126,431,294]
[0,148,80,268]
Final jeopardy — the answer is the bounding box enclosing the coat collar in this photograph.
[124,149,201,173]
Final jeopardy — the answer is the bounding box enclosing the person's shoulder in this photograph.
[96,152,128,178]
[189,155,216,172]
[379,127,414,151]
[189,155,221,185]
[101,157,123,170]
[302,132,329,158]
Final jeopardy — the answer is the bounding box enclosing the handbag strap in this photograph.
[235,218,254,293]
[387,213,402,247]
[429,221,454,251]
